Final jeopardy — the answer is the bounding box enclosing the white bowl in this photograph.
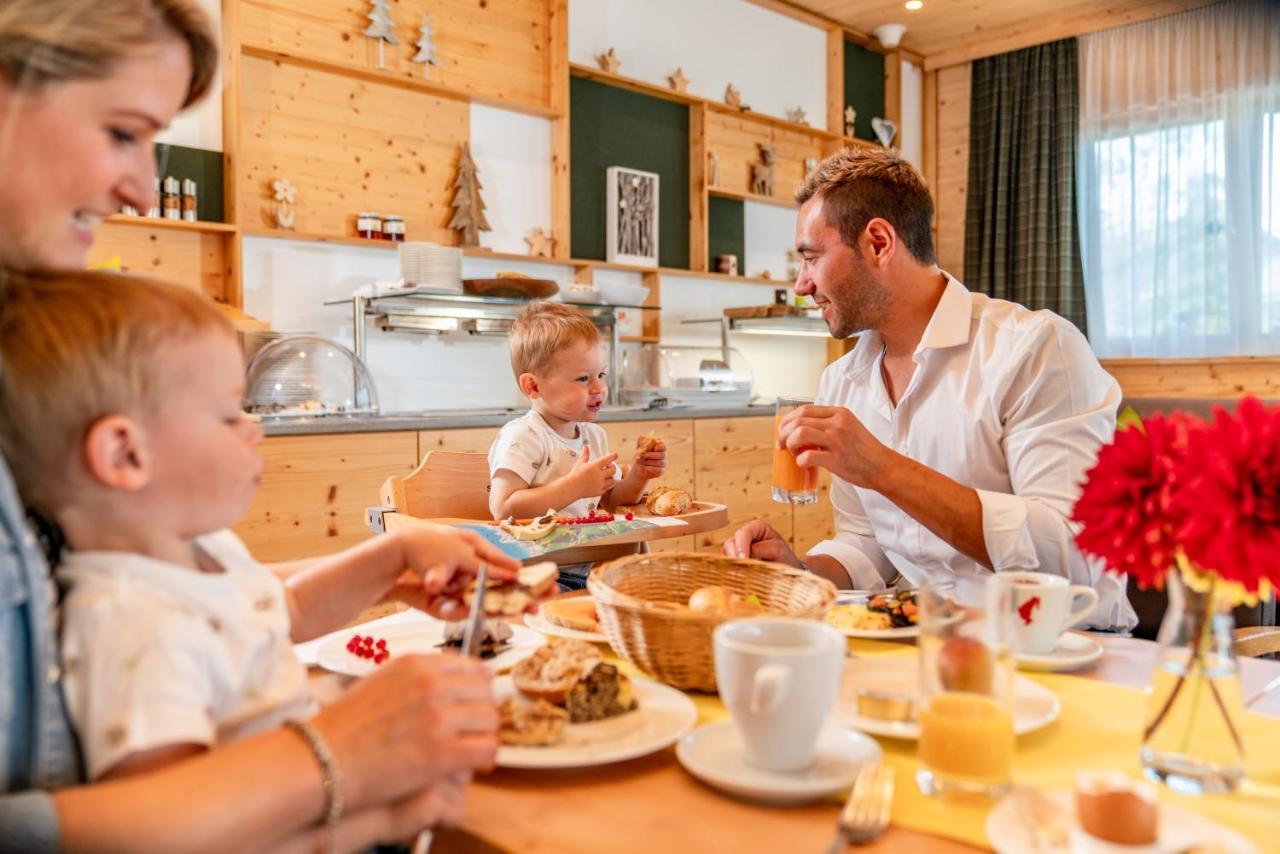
[561,286,601,304]
[597,281,650,306]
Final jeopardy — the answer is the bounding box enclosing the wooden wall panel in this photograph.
[240,0,552,112]
[934,63,971,279]
[89,224,229,303]
[1103,359,1280,399]
[418,426,499,456]
[236,431,419,562]
[692,416,791,554]
[705,111,825,207]
[238,54,468,240]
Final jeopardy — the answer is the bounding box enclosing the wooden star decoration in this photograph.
[524,227,554,258]
[785,106,808,126]
[596,48,621,75]
[667,67,690,93]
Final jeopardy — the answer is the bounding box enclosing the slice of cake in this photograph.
[564,662,637,723]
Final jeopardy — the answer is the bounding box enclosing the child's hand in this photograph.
[632,438,667,481]
[566,446,619,499]
[392,527,520,619]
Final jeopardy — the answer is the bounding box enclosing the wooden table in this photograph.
[433,636,1280,854]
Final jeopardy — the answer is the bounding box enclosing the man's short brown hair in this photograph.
[795,147,937,265]
[509,301,601,377]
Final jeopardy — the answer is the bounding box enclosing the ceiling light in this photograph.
[905,0,923,10]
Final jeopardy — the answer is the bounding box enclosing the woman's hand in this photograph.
[388,526,520,621]
[313,654,499,813]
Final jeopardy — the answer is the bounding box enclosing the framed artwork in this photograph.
[606,166,659,267]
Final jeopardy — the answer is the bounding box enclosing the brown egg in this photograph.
[1074,771,1158,846]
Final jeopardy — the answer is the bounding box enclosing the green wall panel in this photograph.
[570,77,689,268]
[707,195,744,275]
[843,41,885,143]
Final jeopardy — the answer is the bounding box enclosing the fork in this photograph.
[826,763,895,852]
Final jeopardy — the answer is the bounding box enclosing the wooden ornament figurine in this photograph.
[844,105,857,138]
[724,83,746,110]
[363,0,398,70]
[750,143,776,197]
[667,67,690,93]
[449,143,491,248]
[596,48,621,74]
[524,227,554,258]
[785,106,808,126]
[271,178,297,231]
[412,13,438,79]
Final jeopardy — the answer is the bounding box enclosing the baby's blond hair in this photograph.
[509,301,601,378]
[0,269,232,513]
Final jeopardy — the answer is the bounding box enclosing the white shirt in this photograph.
[57,530,313,779]
[806,274,1137,630]
[488,409,621,518]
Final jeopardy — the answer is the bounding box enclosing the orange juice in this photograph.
[918,692,1015,786]
[772,401,818,503]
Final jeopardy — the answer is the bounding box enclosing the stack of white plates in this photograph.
[399,242,463,292]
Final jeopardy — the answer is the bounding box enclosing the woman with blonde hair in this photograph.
[0,2,502,850]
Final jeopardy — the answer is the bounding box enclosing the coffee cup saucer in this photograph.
[1015,632,1104,673]
[675,720,881,805]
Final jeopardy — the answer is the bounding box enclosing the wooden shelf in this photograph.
[708,186,798,210]
[659,267,787,287]
[103,215,238,235]
[242,44,564,120]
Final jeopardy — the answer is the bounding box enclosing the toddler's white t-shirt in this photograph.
[487,409,621,518]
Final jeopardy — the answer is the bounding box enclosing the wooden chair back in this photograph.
[1233,626,1280,658]
[381,451,492,521]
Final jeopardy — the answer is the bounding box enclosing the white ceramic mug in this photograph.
[713,617,845,773]
[1004,571,1100,655]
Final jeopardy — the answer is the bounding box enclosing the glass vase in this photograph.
[1140,570,1245,795]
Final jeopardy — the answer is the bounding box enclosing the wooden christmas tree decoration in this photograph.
[667,67,690,93]
[596,48,621,74]
[524,227,554,258]
[363,0,398,70]
[449,143,490,247]
[412,13,438,79]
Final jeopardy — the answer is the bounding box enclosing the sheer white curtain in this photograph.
[1077,1,1280,358]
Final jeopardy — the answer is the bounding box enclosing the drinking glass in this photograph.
[916,574,1017,800]
[771,396,818,505]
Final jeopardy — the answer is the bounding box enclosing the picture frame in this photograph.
[606,165,659,267]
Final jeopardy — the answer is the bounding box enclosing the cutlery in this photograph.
[1244,672,1280,710]
[825,762,894,851]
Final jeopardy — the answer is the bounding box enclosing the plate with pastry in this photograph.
[524,593,608,643]
[496,639,697,768]
[825,589,921,639]
[315,616,546,678]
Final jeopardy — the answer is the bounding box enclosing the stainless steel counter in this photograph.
[261,405,775,436]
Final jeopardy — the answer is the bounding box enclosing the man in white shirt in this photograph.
[724,147,1135,630]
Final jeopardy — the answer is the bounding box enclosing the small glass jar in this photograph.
[357,212,382,239]
[382,215,405,242]
[181,179,198,223]
[162,176,182,221]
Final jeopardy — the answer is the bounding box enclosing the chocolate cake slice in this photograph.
[564,662,637,723]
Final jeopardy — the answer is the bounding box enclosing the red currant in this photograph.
[624,512,634,521]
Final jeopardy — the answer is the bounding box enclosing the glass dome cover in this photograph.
[244,335,379,418]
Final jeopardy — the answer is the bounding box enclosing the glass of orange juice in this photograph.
[772,396,818,505]
[916,575,1017,800]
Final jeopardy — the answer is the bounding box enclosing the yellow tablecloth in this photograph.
[666,641,1280,852]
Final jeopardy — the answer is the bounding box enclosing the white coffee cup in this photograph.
[713,617,845,773]
[1004,571,1100,655]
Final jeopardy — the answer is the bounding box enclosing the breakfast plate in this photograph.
[832,657,1061,740]
[1015,632,1104,673]
[676,721,881,805]
[315,619,545,678]
[523,609,608,643]
[825,590,921,639]
[986,788,1257,854]
[494,674,697,769]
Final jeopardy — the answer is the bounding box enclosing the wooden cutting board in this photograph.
[463,278,559,299]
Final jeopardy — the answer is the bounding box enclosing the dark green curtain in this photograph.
[964,38,1086,333]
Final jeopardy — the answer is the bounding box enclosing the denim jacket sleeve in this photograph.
[0,455,81,849]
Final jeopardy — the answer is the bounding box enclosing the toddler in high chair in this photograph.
[488,302,666,589]
[0,269,518,782]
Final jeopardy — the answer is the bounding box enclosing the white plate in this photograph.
[315,620,545,677]
[495,675,697,769]
[827,592,920,639]
[1016,633,1105,673]
[986,789,1257,854]
[524,609,609,644]
[676,720,881,805]
[833,657,1061,739]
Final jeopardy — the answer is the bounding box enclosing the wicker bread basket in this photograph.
[586,552,837,692]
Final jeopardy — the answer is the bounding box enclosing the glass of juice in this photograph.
[916,574,1017,800]
[772,396,818,505]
